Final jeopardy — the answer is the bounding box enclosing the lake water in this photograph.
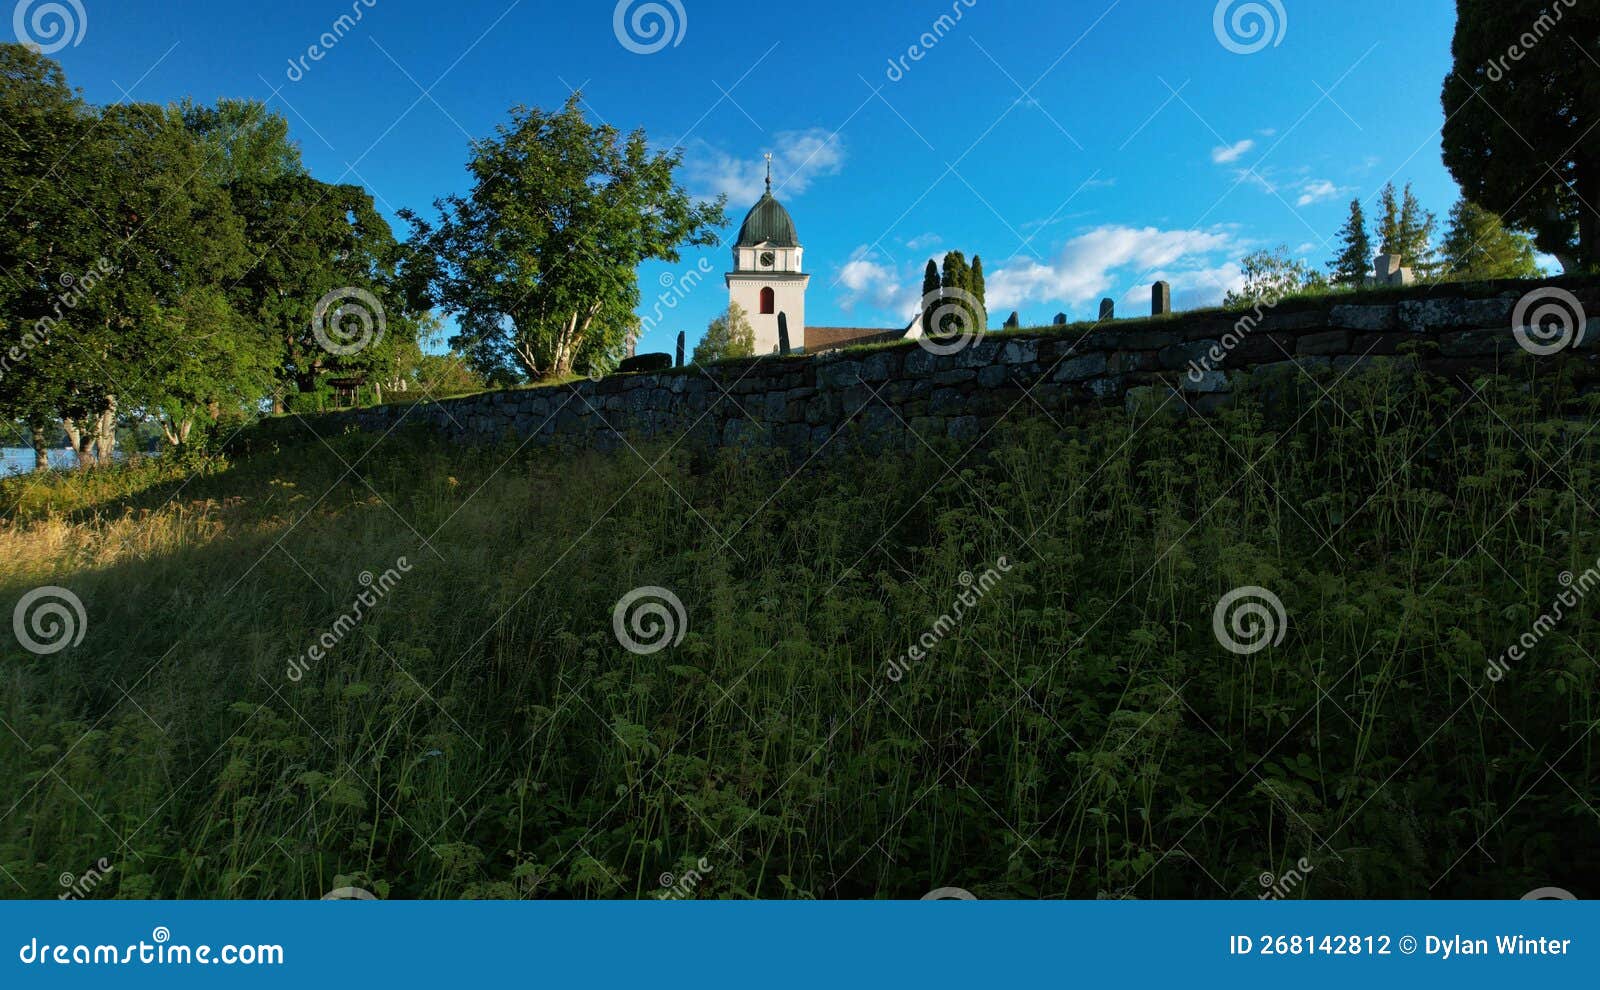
[2,447,82,476]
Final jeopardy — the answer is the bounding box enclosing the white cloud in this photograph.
[1211,139,1255,164]
[986,225,1242,313]
[837,250,918,316]
[1295,179,1340,207]
[905,232,943,252]
[684,129,845,204]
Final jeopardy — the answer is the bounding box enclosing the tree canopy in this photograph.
[1442,0,1599,271]
[403,94,725,381]
[692,302,755,365]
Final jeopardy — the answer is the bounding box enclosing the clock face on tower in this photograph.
[759,251,775,268]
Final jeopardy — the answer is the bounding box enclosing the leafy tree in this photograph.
[1442,0,1599,271]
[920,259,940,335]
[692,302,755,364]
[1376,182,1437,271]
[61,102,255,462]
[407,352,486,398]
[1327,198,1373,285]
[0,44,101,468]
[1439,199,1542,279]
[1224,247,1326,308]
[225,173,412,407]
[404,94,725,381]
[179,98,304,186]
[141,287,276,446]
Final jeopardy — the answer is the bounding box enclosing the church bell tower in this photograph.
[726,154,808,354]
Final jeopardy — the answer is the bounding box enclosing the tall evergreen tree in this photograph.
[1439,199,1541,280]
[1397,184,1438,273]
[970,254,988,330]
[1376,183,1403,257]
[921,259,940,335]
[1328,199,1373,286]
[1442,0,1598,272]
[939,251,973,334]
[1375,182,1436,271]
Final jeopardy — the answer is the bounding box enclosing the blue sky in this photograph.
[33,0,1467,355]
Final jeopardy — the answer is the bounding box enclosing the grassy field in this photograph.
[2,363,1598,899]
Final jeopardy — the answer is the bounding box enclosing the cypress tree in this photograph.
[921,259,940,335]
[1328,199,1372,286]
[970,255,988,330]
[940,251,971,334]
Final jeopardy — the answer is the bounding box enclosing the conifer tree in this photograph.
[1439,199,1541,280]
[921,259,940,335]
[970,255,988,330]
[1327,199,1372,286]
[939,251,972,334]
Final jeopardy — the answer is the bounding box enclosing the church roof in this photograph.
[735,191,799,248]
[804,325,911,351]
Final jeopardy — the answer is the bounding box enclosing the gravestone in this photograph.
[675,331,685,367]
[1372,254,1415,287]
[778,313,791,355]
[1004,311,1021,329]
[1152,281,1172,316]
[1099,298,1115,321]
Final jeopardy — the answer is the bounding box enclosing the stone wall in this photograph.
[329,278,1600,455]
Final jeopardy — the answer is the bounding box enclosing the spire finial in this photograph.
[764,152,773,194]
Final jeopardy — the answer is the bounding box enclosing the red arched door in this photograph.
[760,287,775,315]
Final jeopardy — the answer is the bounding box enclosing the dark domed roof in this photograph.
[736,191,798,248]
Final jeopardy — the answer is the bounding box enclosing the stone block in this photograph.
[1053,352,1108,382]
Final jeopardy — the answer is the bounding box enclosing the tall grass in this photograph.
[1,363,1597,899]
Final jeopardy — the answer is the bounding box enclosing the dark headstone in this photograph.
[619,353,672,374]
[778,312,791,355]
[1152,281,1172,317]
[1099,298,1115,322]
[675,331,685,367]
[1054,313,1068,326]
[1004,311,1021,329]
